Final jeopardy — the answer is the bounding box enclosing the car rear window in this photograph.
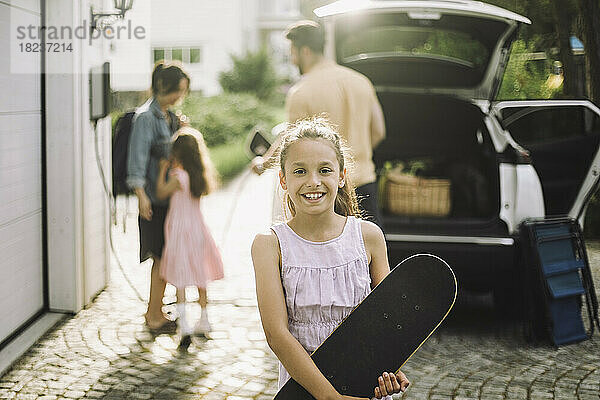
[334,12,508,88]
[339,26,489,70]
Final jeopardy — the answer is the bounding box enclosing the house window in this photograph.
[152,47,202,65]
[190,48,201,64]
[172,48,183,62]
[153,48,164,63]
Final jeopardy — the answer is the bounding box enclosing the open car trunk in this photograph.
[374,93,506,237]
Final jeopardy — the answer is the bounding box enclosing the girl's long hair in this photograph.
[278,117,361,218]
[171,127,218,198]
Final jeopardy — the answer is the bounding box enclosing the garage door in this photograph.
[0,0,44,346]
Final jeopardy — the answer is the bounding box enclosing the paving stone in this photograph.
[127,393,152,399]
[14,394,37,400]
[578,394,600,400]
[62,391,85,399]
[82,391,104,399]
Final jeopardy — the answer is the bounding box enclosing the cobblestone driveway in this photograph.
[1,170,599,399]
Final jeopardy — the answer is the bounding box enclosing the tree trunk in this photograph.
[551,1,578,97]
[577,0,600,103]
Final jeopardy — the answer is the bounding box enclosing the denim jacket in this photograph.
[126,97,179,206]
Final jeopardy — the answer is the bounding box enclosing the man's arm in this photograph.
[251,134,283,175]
[251,88,308,175]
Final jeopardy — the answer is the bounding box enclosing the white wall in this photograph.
[109,0,306,94]
[110,0,263,95]
[83,1,112,305]
[107,1,153,91]
[46,0,110,312]
[152,0,253,95]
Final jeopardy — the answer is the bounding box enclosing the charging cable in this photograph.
[92,120,147,302]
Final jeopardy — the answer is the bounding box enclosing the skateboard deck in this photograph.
[274,253,457,399]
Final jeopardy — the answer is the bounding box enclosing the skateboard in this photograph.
[274,253,457,399]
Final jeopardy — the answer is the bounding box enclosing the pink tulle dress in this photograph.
[160,168,224,289]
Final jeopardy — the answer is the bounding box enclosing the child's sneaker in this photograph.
[176,304,194,336]
[194,312,212,335]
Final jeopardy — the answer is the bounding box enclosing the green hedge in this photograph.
[180,92,284,148]
[111,91,284,182]
[209,138,251,182]
[219,47,281,101]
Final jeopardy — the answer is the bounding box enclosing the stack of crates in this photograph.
[520,218,600,347]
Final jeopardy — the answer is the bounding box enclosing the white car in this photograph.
[314,0,600,298]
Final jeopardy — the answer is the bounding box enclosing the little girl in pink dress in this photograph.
[156,127,223,338]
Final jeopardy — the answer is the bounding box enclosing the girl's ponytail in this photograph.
[334,176,361,217]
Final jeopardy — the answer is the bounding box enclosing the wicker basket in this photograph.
[383,170,451,217]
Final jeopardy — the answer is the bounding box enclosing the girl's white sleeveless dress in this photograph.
[271,216,392,399]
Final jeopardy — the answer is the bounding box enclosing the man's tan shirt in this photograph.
[286,60,383,188]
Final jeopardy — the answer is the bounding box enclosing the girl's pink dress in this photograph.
[160,168,224,288]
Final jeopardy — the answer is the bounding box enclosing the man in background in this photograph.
[252,20,386,227]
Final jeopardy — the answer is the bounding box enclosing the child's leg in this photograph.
[176,287,186,304]
[197,287,207,308]
[195,287,212,333]
[176,287,193,335]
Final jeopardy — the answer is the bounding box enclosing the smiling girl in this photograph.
[251,118,409,400]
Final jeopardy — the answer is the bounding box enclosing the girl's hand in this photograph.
[159,158,170,171]
[373,371,410,398]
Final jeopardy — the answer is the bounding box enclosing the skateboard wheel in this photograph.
[415,305,420,311]
[402,294,407,299]
[397,324,402,330]
[383,313,389,319]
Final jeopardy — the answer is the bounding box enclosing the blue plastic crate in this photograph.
[546,271,585,299]
[549,297,587,346]
[521,218,591,347]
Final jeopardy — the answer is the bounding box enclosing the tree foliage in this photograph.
[488,0,600,102]
[218,47,281,101]
[180,92,283,147]
[497,40,561,100]
[577,0,600,102]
